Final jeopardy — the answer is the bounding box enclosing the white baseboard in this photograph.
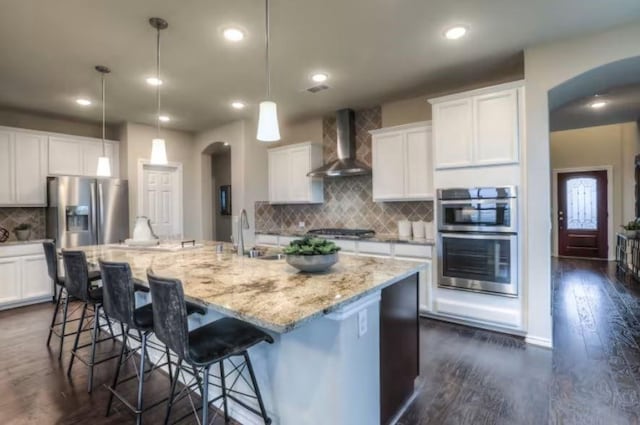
[524,335,553,349]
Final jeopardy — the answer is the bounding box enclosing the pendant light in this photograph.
[256,0,281,142]
[149,17,168,165]
[95,65,112,177]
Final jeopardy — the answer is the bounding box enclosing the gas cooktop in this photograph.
[306,228,376,240]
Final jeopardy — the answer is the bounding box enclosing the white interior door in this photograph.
[141,164,182,239]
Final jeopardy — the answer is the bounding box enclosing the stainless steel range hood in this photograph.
[307,109,371,178]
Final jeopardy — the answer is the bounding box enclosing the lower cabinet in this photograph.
[0,244,52,310]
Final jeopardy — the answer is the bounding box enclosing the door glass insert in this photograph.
[566,177,598,230]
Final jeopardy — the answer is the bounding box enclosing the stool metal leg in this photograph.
[106,324,128,417]
[58,289,71,360]
[220,360,229,424]
[46,285,63,347]
[243,351,271,424]
[67,302,88,377]
[87,304,101,393]
[136,332,147,425]
[202,364,211,425]
[164,358,182,425]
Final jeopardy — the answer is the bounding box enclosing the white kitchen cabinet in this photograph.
[432,99,473,169]
[0,131,14,205]
[49,135,119,178]
[268,142,323,204]
[430,81,523,169]
[0,257,21,306]
[0,129,47,206]
[20,255,50,300]
[15,132,48,204]
[0,243,52,310]
[370,122,433,202]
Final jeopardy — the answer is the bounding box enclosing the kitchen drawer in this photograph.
[358,241,392,256]
[394,244,432,259]
[255,234,279,246]
[332,239,356,252]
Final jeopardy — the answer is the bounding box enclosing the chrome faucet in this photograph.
[237,209,250,256]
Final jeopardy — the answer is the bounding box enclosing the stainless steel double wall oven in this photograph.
[437,186,518,297]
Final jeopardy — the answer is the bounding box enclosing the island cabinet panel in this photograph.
[380,273,419,425]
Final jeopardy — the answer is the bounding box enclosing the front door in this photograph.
[557,170,608,259]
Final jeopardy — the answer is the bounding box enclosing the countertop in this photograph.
[256,231,436,246]
[77,242,425,334]
[0,239,51,247]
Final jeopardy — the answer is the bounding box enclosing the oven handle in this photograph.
[439,232,516,240]
[438,199,515,205]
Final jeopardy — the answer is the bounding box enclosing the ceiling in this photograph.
[1,0,640,133]
[550,56,640,131]
[551,84,640,131]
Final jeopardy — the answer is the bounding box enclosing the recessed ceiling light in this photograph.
[76,98,91,106]
[146,77,163,86]
[158,115,170,122]
[590,101,607,109]
[444,26,468,40]
[231,101,246,110]
[223,28,245,42]
[311,73,329,83]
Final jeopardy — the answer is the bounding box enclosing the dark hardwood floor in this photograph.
[2,258,640,424]
[399,258,640,425]
[0,302,232,425]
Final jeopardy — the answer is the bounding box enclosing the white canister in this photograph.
[398,220,412,239]
[412,221,426,239]
[424,221,434,240]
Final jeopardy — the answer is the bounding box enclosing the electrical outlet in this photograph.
[358,309,367,338]
[298,221,305,229]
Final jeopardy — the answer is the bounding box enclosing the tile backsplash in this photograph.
[255,106,434,235]
[0,208,46,242]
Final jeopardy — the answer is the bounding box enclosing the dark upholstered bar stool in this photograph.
[147,270,274,425]
[63,250,119,393]
[100,260,206,425]
[44,241,101,359]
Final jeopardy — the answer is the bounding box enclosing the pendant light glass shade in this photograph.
[257,0,280,142]
[257,101,280,142]
[96,156,112,176]
[151,138,168,165]
[95,65,111,177]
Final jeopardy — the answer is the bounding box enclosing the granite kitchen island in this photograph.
[79,242,425,425]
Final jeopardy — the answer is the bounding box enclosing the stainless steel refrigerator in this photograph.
[46,176,129,248]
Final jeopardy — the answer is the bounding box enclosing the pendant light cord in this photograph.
[265,0,271,100]
[156,26,161,138]
[101,73,106,156]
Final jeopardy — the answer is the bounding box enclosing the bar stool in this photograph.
[44,241,101,359]
[147,270,274,425]
[100,260,206,425]
[63,250,119,393]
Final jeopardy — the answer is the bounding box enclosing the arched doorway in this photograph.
[202,141,232,241]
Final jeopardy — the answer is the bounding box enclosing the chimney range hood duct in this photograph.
[307,108,371,178]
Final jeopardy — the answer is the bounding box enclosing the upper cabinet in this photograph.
[49,136,119,178]
[370,122,433,201]
[268,142,324,204]
[0,129,47,206]
[430,81,523,170]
